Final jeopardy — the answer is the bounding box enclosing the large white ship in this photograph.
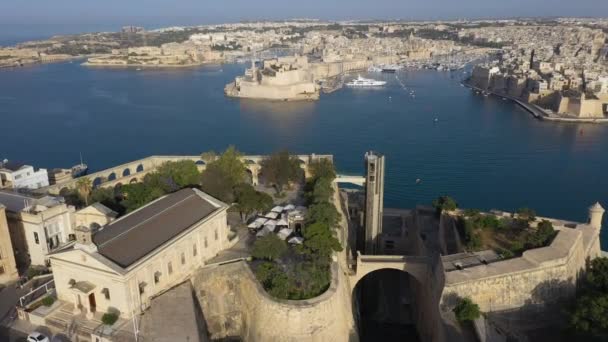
[346,75,387,87]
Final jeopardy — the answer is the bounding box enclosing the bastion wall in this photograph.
[441,222,601,312]
[191,261,357,342]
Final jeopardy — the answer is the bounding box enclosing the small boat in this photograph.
[136,68,142,71]
[416,178,422,184]
[71,153,88,178]
[434,118,439,123]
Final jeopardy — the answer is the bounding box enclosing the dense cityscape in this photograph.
[1,8,608,342]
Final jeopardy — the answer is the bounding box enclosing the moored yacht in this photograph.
[346,75,387,87]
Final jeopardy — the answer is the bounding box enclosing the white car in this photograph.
[27,332,50,342]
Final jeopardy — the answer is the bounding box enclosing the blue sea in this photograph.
[1,61,607,246]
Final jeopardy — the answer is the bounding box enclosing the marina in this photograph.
[0,61,607,242]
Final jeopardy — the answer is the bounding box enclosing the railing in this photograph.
[19,278,55,308]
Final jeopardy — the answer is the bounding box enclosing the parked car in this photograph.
[27,332,50,342]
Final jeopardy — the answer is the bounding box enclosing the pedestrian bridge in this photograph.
[334,174,366,186]
[349,252,430,290]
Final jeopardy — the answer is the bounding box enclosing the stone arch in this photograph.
[129,178,138,184]
[195,160,206,166]
[122,168,131,177]
[136,164,144,173]
[59,187,69,195]
[92,177,103,189]
[108,172,117,181]
[114,182,123,189]
[351,268,422,340]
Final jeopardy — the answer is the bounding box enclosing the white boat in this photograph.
[368,65,382,72]
[346,75,387,87]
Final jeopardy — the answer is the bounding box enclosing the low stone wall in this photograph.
[191,261,357,342]
[441,226,593,312]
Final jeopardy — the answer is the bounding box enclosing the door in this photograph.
[88,293,96,313]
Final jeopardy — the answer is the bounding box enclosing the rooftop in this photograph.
[94,188,223,268]
[0,190,63,213]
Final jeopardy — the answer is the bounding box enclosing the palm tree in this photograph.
[76,178,92,206]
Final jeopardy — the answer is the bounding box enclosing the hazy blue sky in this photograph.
[0,0,606,39]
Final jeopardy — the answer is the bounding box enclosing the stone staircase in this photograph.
[45,302,105,342]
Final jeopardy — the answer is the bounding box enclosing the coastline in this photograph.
[81,60,223,69]
[463,82,608,124]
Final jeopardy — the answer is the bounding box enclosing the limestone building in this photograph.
[0,160,49,190]
[49,188,231,319]
[0,205,19,284]
[0,191,75,268]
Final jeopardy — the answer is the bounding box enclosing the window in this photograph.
[0,266,4,275]
[193,244,197,257]
[181,252,186,265]
[167,262,173,275]
[214,229,218,241]
[103,288,110,300]
[34,232,39,244]
[154,271,161,284]
[139,282,146,295]
[204,237,208,248]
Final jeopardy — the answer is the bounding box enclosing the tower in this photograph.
[589,202,605,230]
[363,151,385,255]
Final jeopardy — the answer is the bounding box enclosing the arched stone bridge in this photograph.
[41,154,333,195]
[349,252,431,290]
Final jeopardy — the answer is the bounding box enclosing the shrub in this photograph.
[463,208,480,217]
[252,234,288,261]
[517,207,536,221]
[102,312,119,326]
[432,196,457,212]
[526,220,556,248]
[453,297,481,322]
[41,296,55,307]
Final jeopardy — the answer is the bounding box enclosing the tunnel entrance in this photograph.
[353,269,421,342]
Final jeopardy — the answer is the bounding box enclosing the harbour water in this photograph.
[1,61,608,245]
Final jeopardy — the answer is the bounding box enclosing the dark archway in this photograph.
[136,164,144,173]
[244,169,253,185]
[129,178,138,184]
[122,168,131,177]
[108,172,117,181]
[352,269,421,342]
[195,160,205,166]
[92,177,103,189]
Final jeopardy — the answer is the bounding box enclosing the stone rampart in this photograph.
[191,261,357,342]
[441,222,599,312]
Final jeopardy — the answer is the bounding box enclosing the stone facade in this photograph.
[0,205,19,284]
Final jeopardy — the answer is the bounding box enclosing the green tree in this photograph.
[526,220,555,248]
[301,222,342,262]
[156,160,200,188]
[453,297,481,322]
[200,163,236,203]
[252,234,288,261]
[260,150,302,194]
[570,293,608,338]
[76,178,93,206]
[254,262,292,299]
[586,258,608,293]
[213,146,247,187]
[306,202,340,228]
[312,177,334,203]
[432,196,457,213]
[234,183,273,222]
[309,159,336,181]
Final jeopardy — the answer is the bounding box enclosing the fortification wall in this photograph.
[191,261,357,342]
[441,226,594,312]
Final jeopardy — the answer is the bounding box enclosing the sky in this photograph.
[0,0,607,39]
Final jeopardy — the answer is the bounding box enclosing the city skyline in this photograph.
[0,0,606,38]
